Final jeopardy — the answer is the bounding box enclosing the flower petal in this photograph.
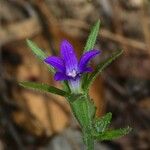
[60,40,78,75]
[82,67,93,73]
[44,56,65,72]
[54,72,70,81]
[78,50,101,72]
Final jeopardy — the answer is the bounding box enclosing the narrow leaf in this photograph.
[94,126,132,141]
[19,81,68,96]
[82,20,100,88]
[26,39,54,73]
[84,50,123,90]
[84,20,100,52]
[26,39,47,60]
[94,112,112,133]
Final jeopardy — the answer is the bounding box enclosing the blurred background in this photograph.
[0,0,150,149]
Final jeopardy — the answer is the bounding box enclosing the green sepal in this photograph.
[26,39,54,73]
[84,20,100,52]
[62,80,71,93]
[93,112,112,133]
[19,81,68,97]
[93,126,132,141]
[83,49,123,91]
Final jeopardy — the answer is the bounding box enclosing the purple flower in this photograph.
[44,40,101,92]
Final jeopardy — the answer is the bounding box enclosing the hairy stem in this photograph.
[83,132,94,150]
[69,94,96,150]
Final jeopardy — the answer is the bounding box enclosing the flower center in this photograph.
[67,69,77,78]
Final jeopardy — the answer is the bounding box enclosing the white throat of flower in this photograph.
[67,69,77,78]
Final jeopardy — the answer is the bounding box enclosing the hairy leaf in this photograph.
[84,50,123,91]
[26,39,54,73]
[26,39,47,60]
[94,112,112,133]
[84,20,100,52]
[82,20,100,87]
[93,126,132,141]
[20,81,68,96]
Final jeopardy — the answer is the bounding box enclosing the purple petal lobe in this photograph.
[78,50,101,72]
[54,72,69,81]
[44,56,65,72]
[60,40,78,76]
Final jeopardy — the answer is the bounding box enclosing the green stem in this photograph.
[84,132,94,150]
[69,94,96,150]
